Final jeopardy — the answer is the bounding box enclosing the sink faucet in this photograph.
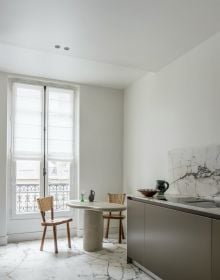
[213,191,220,197]
[212,192,220,206]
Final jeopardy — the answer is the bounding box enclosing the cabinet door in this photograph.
[212,219,220,280]
[127,199,145,265]
[144,204,211,280]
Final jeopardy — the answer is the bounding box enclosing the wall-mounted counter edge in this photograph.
[127,195,220,220]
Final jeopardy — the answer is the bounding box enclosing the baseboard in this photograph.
[76,228,83,237]
[7,226,77,243]
[132,261,162,280]
[0,235,8,246]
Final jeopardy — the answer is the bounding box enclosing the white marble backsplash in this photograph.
[168,145,220,197]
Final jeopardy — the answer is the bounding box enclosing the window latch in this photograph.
[43,167,47,176]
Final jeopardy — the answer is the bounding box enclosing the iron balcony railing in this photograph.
[16,183,70,214]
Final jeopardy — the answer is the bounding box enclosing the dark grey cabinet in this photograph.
[144,203,211,280]
[127,199,145,265]
[212,219,220,280]
[127,198,215,280]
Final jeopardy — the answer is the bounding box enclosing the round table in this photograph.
[66,200,126,252]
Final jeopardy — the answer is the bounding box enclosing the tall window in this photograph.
[12,83,76,214]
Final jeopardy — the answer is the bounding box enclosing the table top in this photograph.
[66,200,126,211]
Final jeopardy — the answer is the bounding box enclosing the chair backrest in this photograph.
[37,196,54,222]
[107,193,126,205]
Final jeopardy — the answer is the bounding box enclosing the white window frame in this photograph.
[9,78,79,220]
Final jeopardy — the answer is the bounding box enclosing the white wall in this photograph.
[0,73,8,245]
[77,85,123,236]
[79,85,123,200]
[0,73,123,243]
[123,32,220,195]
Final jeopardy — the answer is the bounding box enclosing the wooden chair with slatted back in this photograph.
[103,193,126,243]
[37,196,72,254]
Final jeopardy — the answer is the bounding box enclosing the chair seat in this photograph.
[103,213,125,219]
[41,217,72,226]
[103,193,126,244]
[37,196,72,253]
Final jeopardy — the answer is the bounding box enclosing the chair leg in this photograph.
[53,225,58,254]
[119,220,122,244]
[121,221,125,239]
[105,218,110,238]
[67,222,71,249]
[40,226,47,251]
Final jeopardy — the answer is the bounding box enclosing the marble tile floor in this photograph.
[0,238,153,280]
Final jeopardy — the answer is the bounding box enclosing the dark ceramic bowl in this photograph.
[138,189,158,197]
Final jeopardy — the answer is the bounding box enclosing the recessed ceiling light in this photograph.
[54,44,61,49]
[64,47,70,51]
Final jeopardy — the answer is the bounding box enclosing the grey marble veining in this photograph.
[168,145,220,197]
[0,238,152,280]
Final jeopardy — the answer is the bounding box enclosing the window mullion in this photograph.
[43,86,49,197]
[39,85,45,198]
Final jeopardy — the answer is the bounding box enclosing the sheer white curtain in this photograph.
[14,83,43,156]
[47,87,75,210]
[12,83,75,215]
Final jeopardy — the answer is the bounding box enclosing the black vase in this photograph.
[156,180,169,195]
[88,190,95,202]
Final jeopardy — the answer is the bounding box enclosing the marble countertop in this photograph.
[128,194,220,220]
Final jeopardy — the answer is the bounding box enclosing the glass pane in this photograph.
[48,88,74,157]
[48,89,73,115]
[48,114,73,127]
[48,140,73,155]
[48,161,71,210]
[14,84,43,156]
[16,160,40,214]
[16,87,42,112]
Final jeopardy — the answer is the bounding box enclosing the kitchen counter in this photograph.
[128,194,220,220]
[127,194,220,280]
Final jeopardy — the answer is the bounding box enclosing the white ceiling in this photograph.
[0,0,219,89]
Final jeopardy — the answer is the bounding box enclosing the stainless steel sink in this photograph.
[181,199,219,208]
[156,195,220,208]
[184,200,219,208]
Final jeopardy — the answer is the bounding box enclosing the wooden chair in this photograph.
[103,193,126,243]
[37,196,72,254]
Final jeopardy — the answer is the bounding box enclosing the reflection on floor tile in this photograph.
[0,238,153,280]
